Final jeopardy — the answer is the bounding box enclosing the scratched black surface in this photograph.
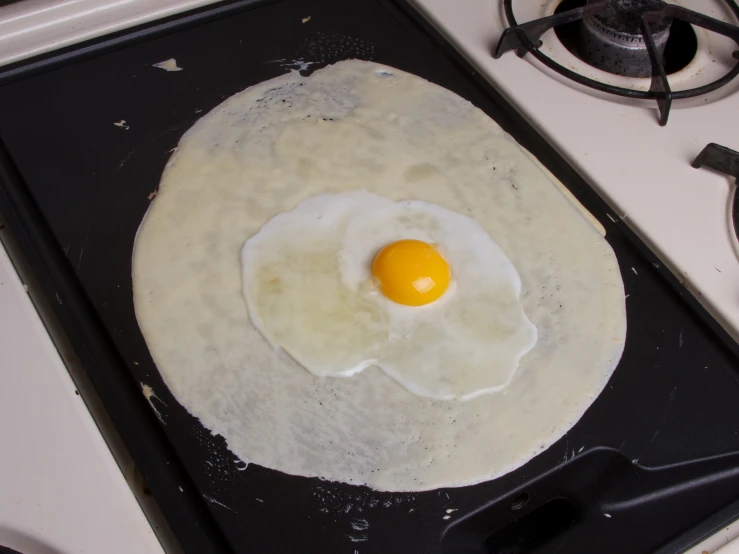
[0,0,739,552]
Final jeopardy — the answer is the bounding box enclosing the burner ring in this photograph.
[584,12,667,46]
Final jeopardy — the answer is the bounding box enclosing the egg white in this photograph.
[241,190,537,401]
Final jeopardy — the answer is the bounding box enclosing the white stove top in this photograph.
[412,0,739,343]
[0,231,164,554]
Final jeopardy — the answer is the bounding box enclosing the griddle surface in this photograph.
[1,0,738,552]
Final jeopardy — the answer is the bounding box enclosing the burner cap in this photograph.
[579,0,673,77]
[592,0,671,37]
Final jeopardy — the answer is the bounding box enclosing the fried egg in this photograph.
[241,190,537,401]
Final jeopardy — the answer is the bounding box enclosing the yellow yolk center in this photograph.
[371,239,451,306]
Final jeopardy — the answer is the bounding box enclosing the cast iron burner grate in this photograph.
[494,0,739,125]
[693,143,739,243]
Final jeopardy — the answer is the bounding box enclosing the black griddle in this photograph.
[1,1,739,553]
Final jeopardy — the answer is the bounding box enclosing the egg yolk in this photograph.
[371,239,451,306]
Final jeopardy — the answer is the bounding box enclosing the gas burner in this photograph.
[580,0,672,77]
[494,0,739,125]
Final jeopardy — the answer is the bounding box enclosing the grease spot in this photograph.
[350,518,369,531]
[202,494,236,513]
